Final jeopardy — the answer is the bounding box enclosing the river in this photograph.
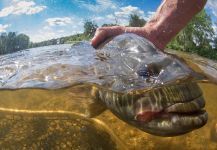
[0,43,216,150]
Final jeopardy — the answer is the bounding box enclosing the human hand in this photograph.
[91,0,207,51]
[91,26,154,49]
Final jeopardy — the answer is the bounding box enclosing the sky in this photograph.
[0,0,216,42]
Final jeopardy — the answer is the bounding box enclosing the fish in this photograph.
[0,33,208,137]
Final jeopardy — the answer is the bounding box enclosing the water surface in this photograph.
[0,43,216,149]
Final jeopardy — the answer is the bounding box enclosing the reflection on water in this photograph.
[0,34,216,149]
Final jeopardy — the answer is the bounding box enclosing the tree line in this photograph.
[167,10,217,59]
[0,32,29,55]
[0,10,217,60]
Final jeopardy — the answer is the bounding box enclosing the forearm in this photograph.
[142,0,207,50]
[91,0,207,49]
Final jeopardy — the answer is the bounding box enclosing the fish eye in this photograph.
[137,63,161,78]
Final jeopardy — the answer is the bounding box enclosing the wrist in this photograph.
[142,26,166,51]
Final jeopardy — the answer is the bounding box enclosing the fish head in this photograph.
[96,33,208,136]
[128,83,208,136]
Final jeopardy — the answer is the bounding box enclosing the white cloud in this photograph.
[58,30,65,33]
[93,16,104,21]
[0,0,46,17]
[146,11,156,20]
[74,0,117,12]
[29,29,59,43]
[12,0,20,2]
[29,28,83,43]
[115,6,145,19]
[106,14,115,20]
[0,24,11,33]
[91,5,155,26]
[43,26,51,30]
[28,16,83,42]
[46,17,73,26]
[207,0,217,17]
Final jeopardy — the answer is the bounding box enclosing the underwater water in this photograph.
[0,34,216,149]
[0,83,216,150]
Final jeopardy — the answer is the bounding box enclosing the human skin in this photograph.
[91,0,207,50]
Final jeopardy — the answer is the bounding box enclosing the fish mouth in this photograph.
[134,96,208,136]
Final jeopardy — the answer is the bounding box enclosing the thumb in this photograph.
[91,29,108,48]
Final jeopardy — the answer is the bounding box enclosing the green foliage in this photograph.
[63,34,90,44]
[129,14,146,27]
[214,37,217,50]
[83,20,98,38]
[30,33,90,47]
[16,34,30,50]
[167,9,216,59]
[0,32,29,55]
[102,24,118,27]
[30,39,59,48]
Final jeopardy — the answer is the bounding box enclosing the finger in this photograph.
[91,29,108,48]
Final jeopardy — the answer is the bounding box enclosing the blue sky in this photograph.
[0,0,216,42]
